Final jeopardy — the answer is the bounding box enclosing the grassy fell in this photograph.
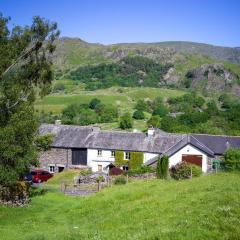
[1,172,240,239]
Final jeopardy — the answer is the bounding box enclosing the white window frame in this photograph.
[124,152,131,160]
[111,150,115,157]
[97,150,102,157]
[49,165,55,173]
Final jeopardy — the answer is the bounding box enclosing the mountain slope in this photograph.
[115,41,240,63]
[53,37,240,96]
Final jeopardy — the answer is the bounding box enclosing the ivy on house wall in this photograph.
[129,152,144,170]
[114,150,144,170]
[115,150,128,167]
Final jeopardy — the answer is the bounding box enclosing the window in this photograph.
[111,151,115,157]
[49,165,55,173]
[122,165,129,171]
[97,150,102,157]
[124,152,131,160]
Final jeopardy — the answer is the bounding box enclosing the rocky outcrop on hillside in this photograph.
[185,64,240,94]
[104,46,176,64]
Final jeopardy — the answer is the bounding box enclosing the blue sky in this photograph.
[1,0,239,46]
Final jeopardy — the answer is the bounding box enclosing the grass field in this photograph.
[35,86,186,130]
[1,172,240,240]
[35,86,186,114]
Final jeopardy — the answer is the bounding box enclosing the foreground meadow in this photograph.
[0,172,240,240]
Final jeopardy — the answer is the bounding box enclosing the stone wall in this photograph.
[39,147,91,173]
[39,148,71,173]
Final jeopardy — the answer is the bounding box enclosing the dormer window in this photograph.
[124,152,131,160]
[97,150,102,157]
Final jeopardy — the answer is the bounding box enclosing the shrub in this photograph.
[224,148,240,171]
[0,181,30,203]
[29,186,46,197]
[133,110,145,120]
[52,82,66,92]
[114,176,126,185]
[170,162,202,180]
[156,155,169,179]
[127,165,154,176]
[153,105,169,117]
[96,176,105,183]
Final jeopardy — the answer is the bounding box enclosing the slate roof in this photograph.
[39,124,240,156]
[39,124,184,153]
[192,134,240,155]
[39,124,100,148]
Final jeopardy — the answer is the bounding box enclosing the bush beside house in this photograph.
[224,148,240,171]
[170,162,202,180]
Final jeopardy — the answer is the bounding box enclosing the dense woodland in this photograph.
[67,56,173,90]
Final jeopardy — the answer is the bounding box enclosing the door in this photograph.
[72,149,87,165]
[58,166,64,172]
[98,165,103,172]
[182,154,202,167]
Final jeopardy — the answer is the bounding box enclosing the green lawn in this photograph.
[35,86,186,114]
[1,172,240,240]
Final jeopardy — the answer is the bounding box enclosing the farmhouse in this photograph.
[39,123,240,174]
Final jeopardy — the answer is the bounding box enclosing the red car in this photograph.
[31,169,53,183]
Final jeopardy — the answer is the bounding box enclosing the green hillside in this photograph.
[1,173,240,240]
[53,38,240,97]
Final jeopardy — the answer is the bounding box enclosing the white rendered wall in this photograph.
[87,149,115,172]
[169,144,208,173]
[87,149,158,172]
[144,152,158,163]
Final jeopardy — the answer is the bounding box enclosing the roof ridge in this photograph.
[162,134,187,155]
[192,133,240,138]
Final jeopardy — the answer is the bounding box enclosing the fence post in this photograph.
[98,181,101,192]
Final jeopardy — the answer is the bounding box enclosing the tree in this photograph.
[119,113,133,129]
[133,110,145,120]
[135,99,148,112]
[89,98,101,109]
[152,105,169,117]
[0,14,59,186]
[156,155,169,179]
[73,109,98,125]
[147,115,161,128]
[100,105,118,123]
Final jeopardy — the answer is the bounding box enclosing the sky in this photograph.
[0,0,239,47]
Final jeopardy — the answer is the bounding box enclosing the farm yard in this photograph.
[1,172,240,240]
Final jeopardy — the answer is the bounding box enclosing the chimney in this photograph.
[226,140,230,149]
[147,127,155,137]
[55,119,61,125]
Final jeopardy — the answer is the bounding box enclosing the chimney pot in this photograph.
[55,119,61,125]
